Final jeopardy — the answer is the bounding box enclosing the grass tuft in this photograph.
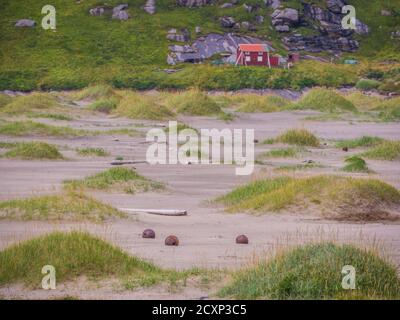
[3,141,63,160]
[0,121,87,137]
[64,167,164,194]
[342,156,370,172]
[234,95,290,113]
[360,141,400,160]
[217,175,400,221]
[276,129,320,147]
[0,93,57,115]
[336,136,384,149]
[0,231,187,287]
[0,190,125,222]
[291,88,356,113]
[219,243,400,299]
[76,147,109,157]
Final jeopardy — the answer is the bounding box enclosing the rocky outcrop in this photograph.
[167,33,274,65]
[221,3,233,8]
[264,0,281,9]
[112,4,130,20]
[271,8,299,32]
[15,19,36,27]
[283,34,359,52]
[166,28,191,42]
[220,16,236,28]
[89,7,105,16]
[143,0,156,14]
[176,0,214,7]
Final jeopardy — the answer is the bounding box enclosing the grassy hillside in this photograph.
[0,0,399,90]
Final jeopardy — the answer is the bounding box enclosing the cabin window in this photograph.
[245,56,251,62]
[257,56,263,62]
[258,52,263,55]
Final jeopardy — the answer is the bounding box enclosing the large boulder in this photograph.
[15,19,36,27]
[219,16,236,28]
[176,0,214,7]
[327,0,346,14]
[166,28,190,42]
[112,4,130,20]
[272,8,299,24]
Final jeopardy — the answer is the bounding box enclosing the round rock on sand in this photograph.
[236,235,249,244]
[165,235,179,246]
[142,229,155,239]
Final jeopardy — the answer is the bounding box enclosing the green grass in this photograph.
[0,191,125,221]
[219,243,400,299]
[76,147,109,157]
[0,93,58,115]
[64,167,164,194]
[0,231,190,287]
[259,147,300,158]
[0,94,12,108]
[356,79,381,90]
[164,90,222,116]
[360,141,400,160]
[373,97,400,121]
[71,84,117,101]
[336,136,385,149]
[216,175,400,221]
[274,163,322,172]
[2,141,63,160]
[233,95,290,113]
[0,121,88,137]
[115,92,174,120]
[275,129,320,147]
[88,97,120,113]
[291,88,357,113]
[345,91,384,111]
[342,156,370,173]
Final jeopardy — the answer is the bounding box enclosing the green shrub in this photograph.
[276,129,320,147]
[219,243,400,299]
[3,141,63,160]
[342,156,369,172]
[356,79,381,90]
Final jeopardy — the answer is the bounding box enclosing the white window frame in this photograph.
[245,56,251,62]
[257,56,263,62]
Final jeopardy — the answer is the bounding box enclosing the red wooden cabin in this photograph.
[235,44,279,67]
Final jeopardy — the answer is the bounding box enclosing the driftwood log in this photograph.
[119,208,188,216]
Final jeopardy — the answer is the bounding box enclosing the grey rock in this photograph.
[167,54,176,65]
[264,0,281,9]
[176,0,214,7]
[195,26,201,33]
[243,4,253,13]
[255,15,264,24]
[144,0,156,14]
[166,28,190,42]
[327,0,345,14]
[275,24,290,32]
[15,19,36,27]
[355,19,369,35]
[221,3,233,8]
[112,4,130,20]
[89,7,105,16]
[271,8,299,24]
[381,9,392,16]
[219,16,236,28]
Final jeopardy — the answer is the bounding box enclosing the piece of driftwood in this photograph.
[119,208,188,216]
[111,160,147,165]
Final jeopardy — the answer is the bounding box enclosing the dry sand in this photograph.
[0,110,399,299]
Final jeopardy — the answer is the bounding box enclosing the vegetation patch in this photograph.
[0,191,124,221]
[233,95,290,113]
[291,88,356,113]
[356,79,381,90]
[274,129,320,147]
[76,147,109,157]
[0,121,88,137]
[164,90,222,116]
[335,136,384,149]
[64,167,164,194]
[360,141,400,160]
[216,175,400,221]
[373,97,400,121]
[2,141,63,160]
[345,91,383,111]
[28,113,73,121]
[71,84,117,101]
[0,94,12,108]
[0,232,189,287]
[259,147,300,159]
[342,156,370,173]
[0,93,57,115]
[219,243,400,299]
[88,97,119,113]
[115,92,174,120]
